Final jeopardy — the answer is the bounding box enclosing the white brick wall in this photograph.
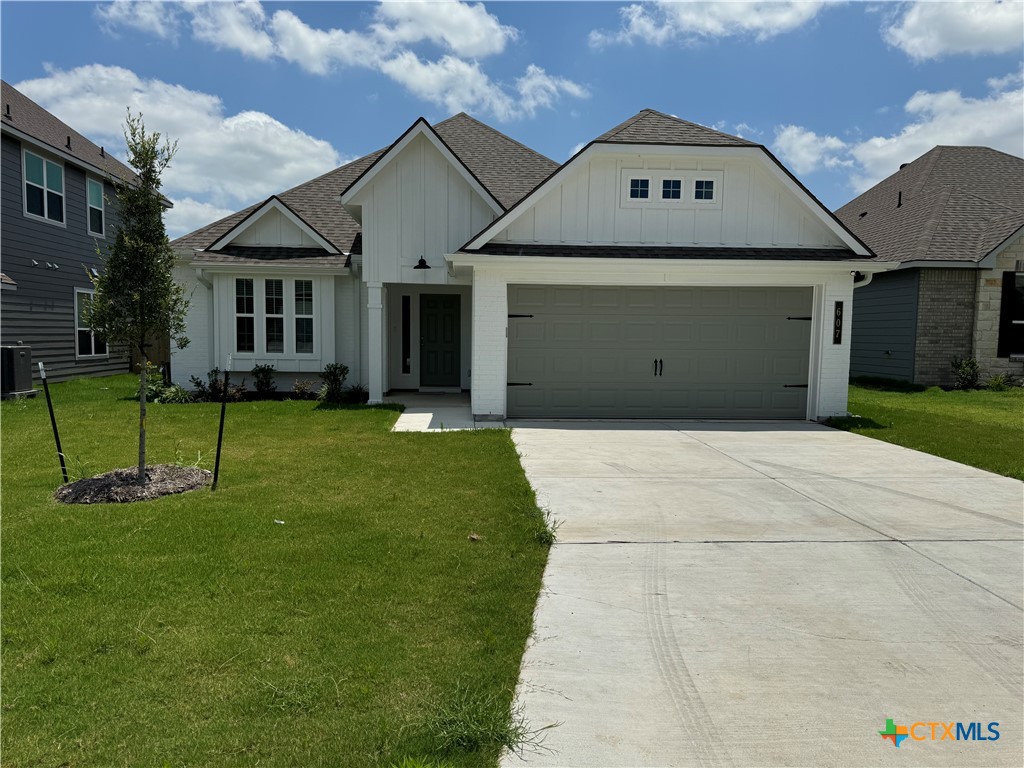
[170,263,212,386]
[974,233,1024,378]
[818,279,855,418]
[471,270,508,419]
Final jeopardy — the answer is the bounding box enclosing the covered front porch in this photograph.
[365,282,472,403]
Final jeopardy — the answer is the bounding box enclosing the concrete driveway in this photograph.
[503,422,1023,767]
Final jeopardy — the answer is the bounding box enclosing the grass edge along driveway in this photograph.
[1,375,551,768]
[829,382,1024,481]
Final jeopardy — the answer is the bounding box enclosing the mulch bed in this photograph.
[54,464,211,504]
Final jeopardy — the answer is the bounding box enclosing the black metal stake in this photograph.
[212,368,230,491]
[39,362,68,484]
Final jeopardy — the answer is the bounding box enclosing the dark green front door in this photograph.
[420,295,461,387]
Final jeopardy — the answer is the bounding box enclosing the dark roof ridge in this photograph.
[435,111,557,166]
[2,79,137,183]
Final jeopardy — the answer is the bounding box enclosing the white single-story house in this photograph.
[171,109,889,420]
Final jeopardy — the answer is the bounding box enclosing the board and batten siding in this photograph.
[0,133,127,382]
[849,269,919,383]
[489,153,845,248]
[230,207,322,248]
[349,133,495,285]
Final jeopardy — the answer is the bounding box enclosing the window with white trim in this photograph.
[87,178,105,236]
[295,280,314,354]
[265,279,284,354]
[628,178,650,199]
[24,149,64,223]
[236,278,255,353]
[694,179,716,202]
[75,289,107,357]
[661,179,682,200]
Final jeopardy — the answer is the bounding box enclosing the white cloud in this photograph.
[590,1,825,47]
[850,77,1024,190]
[372,0,517,58]
[270,9,382,74]
[190,1,275,59]
[95,1,584,121]
[164,198,238,239]
[884,1,1024,61]
[96,0,182,41]
[15,65,344,237]
[773,125,850,174]
[769,72,1024,193]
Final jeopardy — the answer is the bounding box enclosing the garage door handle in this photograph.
[659,359,664,376]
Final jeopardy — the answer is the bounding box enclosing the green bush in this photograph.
[950,357,980,390]
[189,368,247,402]
[136,361,167,401]
[292,378,319,398]
[251,364,277,397]
[155,384,194,404]
[986,373,1012,391]
[317,363,349,403]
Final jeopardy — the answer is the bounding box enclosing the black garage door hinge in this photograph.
[508,314,534,318]
[786,316,812,321]
[783,384,809,388]
[507,382,533,387]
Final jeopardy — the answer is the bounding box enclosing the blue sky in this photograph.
[3,1,1022,237]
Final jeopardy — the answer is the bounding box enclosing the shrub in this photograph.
[986,373,1012,392]
[156,384,193,404]
[292,378,319,398]
[251,364,277,397]
[950,357,980,390]
[343,383,368,404]
[317,363,349,403]
[190,368,247,402]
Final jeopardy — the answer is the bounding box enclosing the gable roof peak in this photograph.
[593,108,756,148]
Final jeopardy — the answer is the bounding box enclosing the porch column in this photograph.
[367,282,384,404]
[471,271,508,419]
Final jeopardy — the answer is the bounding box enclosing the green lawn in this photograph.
[1,375,550,767]
[830,383,1024,480]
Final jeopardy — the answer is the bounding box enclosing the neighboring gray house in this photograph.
[837,146,1024,386]
[1,80,136,381]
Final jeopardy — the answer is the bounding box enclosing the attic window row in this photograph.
[626,175,717,203]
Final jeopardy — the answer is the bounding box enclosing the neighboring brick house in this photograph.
[837,146,1024,386]
[1,81,138,382]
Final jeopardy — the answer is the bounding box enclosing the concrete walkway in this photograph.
[504,421,1023,767]
[387,392,502,431]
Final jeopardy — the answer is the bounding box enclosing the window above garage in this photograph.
[621,169,723,210]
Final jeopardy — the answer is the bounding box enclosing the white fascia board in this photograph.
[445,252,894,285]
[208,197,339,254]
[189,260,348,276]
[338,122,503,216]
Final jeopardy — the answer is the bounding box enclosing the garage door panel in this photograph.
[507,285,812,418]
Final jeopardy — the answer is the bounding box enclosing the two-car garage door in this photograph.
[507,285,813,419]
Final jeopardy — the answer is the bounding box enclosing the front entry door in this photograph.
[420,295,461,387]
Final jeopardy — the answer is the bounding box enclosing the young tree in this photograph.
[85,111,189,483]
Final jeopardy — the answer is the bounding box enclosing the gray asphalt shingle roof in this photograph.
[835,146,1024,264]
[173,113,558,255]
[593,108,756,147]
[1,80,137,183]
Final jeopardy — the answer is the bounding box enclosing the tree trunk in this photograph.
[138,354,147,484]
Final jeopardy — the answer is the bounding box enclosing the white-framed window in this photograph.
[694,178,716,202]
[661,178,682,200]
[628,177,650,200]
[87,177,105,236]
[23,149,65,224]
[235,278,255,353]
[229,276,318,358]
[295,279,314,354]
[265,279,284,354]
[74,288,107,358]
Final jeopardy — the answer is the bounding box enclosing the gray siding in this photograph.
[0,133,128,382]
[850,268,919,382]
